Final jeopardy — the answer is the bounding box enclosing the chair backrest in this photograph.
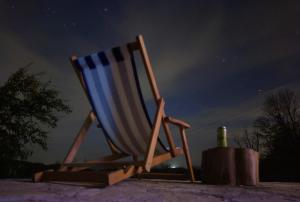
[73,42,166,157]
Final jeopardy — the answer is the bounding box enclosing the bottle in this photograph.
[217,126,228,147]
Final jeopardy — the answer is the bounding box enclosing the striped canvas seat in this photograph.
[74,45,165,157]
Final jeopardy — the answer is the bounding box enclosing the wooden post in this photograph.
[179,128,196,182]
[144,98,165,172]
[162,120,177,157]
[60,111,96,170]
[136,35,177,156]
[136,35,161,100]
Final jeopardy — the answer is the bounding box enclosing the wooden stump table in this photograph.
[202,147,259,186]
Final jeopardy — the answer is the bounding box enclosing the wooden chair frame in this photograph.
[33,35,195,186]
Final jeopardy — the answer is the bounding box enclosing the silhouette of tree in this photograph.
[234,129,262,152]
[235,89,300,155]
[0,66,71,161]
[235,89,300,180]
[254,89,300,159]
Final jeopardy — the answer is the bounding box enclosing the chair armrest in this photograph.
[164,116,191,129]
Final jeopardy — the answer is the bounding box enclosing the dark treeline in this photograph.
[0,67,71,161]
[0,67,71,178]
[235,89,300,181]
[0,160,58,179]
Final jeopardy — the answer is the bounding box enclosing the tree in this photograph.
[0,66,71,161]
[254,89,300,158]
[234,89,300,180]
[234,89,300,156]
[234,129,262,152]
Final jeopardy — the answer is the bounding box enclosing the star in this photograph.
[45,7,56,17]
[71,22,77,27]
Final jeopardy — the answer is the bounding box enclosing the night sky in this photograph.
[1,1,299,167]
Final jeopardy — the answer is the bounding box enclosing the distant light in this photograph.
[170,164,177,169]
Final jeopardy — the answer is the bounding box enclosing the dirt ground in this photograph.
[0,179,299,202]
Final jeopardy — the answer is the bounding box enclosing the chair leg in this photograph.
[59,111,96,171]
[162,117,177,156]
[179,128,196,182]
[144,98,165,172]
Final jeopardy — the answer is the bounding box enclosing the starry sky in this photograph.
[1,1,300,167]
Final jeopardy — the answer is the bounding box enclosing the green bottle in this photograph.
[217,126,228,147]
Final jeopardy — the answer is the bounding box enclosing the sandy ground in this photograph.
[0,179,299,202]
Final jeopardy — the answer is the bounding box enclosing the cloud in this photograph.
[111,2,225,100]
[1,1,299,165]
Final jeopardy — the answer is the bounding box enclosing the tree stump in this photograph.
[202,147,259,186]
[202,147,236,185]
[235,148,259,185]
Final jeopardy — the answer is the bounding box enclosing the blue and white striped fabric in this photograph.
[74,45,165,156]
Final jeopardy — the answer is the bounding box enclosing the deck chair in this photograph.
[34,35,195,186]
